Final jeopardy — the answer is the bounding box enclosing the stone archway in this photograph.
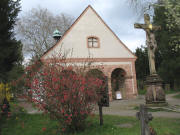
[111,68,126,99]
[86,69,109,105]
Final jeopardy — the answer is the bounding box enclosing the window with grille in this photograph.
[87,37,99,48]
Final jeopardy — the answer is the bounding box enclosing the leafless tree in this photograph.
[15,7,74,60]
[129,0,180,26]
[128,0,159,17]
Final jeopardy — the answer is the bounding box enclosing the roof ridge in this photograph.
[41,5,136,60]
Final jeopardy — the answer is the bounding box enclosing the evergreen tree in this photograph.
[135,45,162,90]
[135,46,149,80]
[0,0,23,82]
[153,4,180,89]
[135,46,149,89]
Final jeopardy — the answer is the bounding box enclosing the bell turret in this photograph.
[53,29,62,42]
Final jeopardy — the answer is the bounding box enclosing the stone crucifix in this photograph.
[134,14,161,75]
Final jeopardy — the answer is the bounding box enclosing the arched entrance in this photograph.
[86,69,105,80]
[111,68,126,99]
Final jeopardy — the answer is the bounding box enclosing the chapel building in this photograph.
[41,5,138,101]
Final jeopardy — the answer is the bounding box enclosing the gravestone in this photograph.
[136,104,156,135]
[134,14,166,105]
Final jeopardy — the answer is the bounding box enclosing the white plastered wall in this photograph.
[44,7,135,59]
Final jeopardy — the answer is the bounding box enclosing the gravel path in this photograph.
[18,93,180,118]
[98,93,180,118]
[18,101,42,114]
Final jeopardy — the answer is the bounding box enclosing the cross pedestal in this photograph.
[145,74,166,105]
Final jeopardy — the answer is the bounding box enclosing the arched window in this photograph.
[87,36,100,48]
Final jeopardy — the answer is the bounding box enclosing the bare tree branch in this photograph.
[15,7,74,60]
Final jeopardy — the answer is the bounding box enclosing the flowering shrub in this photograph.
[0,83,12,117]
[0,83,12,103]
[16,59,105,132]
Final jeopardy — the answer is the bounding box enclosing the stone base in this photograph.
[145,74,166,105]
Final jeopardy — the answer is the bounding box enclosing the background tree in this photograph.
[135,45,162,90]
[16,7,74,60]
[153,4,180,90]
[129,0,180,48]
[135,46,149,89]
[0,0,23,82]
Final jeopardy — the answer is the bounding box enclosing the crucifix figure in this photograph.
[134,14,161,75]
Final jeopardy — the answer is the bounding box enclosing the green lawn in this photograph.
[138,89,180,95]
[165,90,180,94]
[174,93,180,99]
[133,106,174,112]
[138,89,146,95]
[1,113,180,135]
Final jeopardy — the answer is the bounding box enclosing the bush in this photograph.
[0,83,12,103]
[15,59,105,132]
[0,83,12,117]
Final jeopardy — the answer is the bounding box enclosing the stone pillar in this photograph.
[107,72,113,101]
[124,62,138,99]
[132,61,138,96]
[125,76,135,99]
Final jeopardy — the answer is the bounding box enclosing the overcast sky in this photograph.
[19,0,146,52]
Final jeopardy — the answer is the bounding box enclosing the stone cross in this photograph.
[136,104,156,135]
[134,14,161,75]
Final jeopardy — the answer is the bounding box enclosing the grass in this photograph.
[138,89,180,95]
[173,93,180,99]
[165,90,180,94]
[133,106,174,112]
[1,113,180,135]
[138,89,146,95]
[10,101,27,114]
[1,114,58,135]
